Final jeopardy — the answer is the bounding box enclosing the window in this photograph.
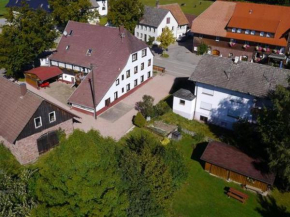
[250,30,255,35]
[102,6,106,10]
[148,71,151,78]
[49,111,56,123]
[142,49,147,57]
[122,88,124,93]
[134,66,138,74]
[141,25,143,30]
[141,75,144,83]
[202,88,214,96]
[126,84,130,91]
[245,29,250,34]
[215,36,220,42]
[172,26,174,31]
[237,28,242,33]
[227,100,243,119]
[232,28,236,33]
[86,49,92,56]
[200,116,208,123]
[116,78,120,86]
[34,117,42,129]
[200,101,212,111]
[148,59,151,66]
[260,31,264,37]
[134,79,138,87]
[126,70,130,78]
[122,74,124,80]
[114,91,118,100]
[132,53,137,62]
[69,30,73,36]
[167,17,170,24]
[199,34,203,38]
[140,33,143,38]
[137,32,139,37]
[266,32,272,38]
[141,62,144,70]
[66,45,70,50]
[179,99,185,105]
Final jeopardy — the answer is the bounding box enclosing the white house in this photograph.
[173,55,290,129]
[88,0,108,24]
[135,6,178,43]
[49,21,153,116]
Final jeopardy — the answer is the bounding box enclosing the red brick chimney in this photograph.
[19,83,27,97]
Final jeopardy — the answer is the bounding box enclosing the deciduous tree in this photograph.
[157,27,175,52]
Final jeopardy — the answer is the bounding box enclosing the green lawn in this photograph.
[99,16,108,26]
[0,0,8,17]
[153,112,290,217]
[141,0,212,15]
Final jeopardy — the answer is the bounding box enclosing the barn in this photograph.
[200,141,275,194]
[25,66,63,88]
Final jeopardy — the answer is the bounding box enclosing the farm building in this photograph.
[25,66,63,88]
[200,141,275,194]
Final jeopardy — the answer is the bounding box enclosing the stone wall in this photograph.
[0,119,74,165]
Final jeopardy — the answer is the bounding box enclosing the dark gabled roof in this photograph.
[0,77,78,143]
[201,141,276,185]
[50,21,148,108]
[189,55,290,98]
[6,0,51,12]
[173,88,195,101]
[140,6,169,28]
[26,67,63,81]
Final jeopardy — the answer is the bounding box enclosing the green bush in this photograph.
[193,132,205,143]
[154,101,171,116]
[197,42,208,55]
[161,53,169,58]
[147,36,155,46]
[133,112,146,128]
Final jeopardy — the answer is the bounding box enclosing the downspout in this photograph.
[193,82,198,120]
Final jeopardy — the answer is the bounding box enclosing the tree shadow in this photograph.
[190,142,208,168]
[164,95,173,109]
[256,195,290,217]
[169,77,194,94]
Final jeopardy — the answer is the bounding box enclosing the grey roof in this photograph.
[90,0,100,8]
[174,88,195,101]
[140,6,169,28]
[189,55,290,98]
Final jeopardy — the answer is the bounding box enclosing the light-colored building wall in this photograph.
[173,96,196,120]
[176,24,187,38]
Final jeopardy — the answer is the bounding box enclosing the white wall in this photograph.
[176,25,187,38]
[194,83,256,129]
[135,11,178,42]
[173,96,196,119]
[96,47,153,111]
[40,58,50,66]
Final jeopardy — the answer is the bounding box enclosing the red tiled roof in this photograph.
[50,21,148,108]
[158,3,189,25]
[185,14,197,28]
[200,141,276,185]
[26,66,63,81]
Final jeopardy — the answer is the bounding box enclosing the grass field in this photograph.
[0,0,8,17]
[141,0,212,15]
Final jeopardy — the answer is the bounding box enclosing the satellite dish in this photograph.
[63,31,68,36]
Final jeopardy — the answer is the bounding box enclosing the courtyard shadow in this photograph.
[256,195,290,217]
[177,36,193,53]
[191,142,208,168]
[169,77,195,94]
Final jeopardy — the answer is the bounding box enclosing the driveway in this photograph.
[153,39,202,77]
[26,74,175,140]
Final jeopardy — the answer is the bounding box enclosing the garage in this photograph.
[37,131,59,154]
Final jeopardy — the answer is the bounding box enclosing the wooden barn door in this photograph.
[37,131,59,154]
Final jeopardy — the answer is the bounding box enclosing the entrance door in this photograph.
[37,131,59,154]
[105,98,111,107]
[114,92,118,100]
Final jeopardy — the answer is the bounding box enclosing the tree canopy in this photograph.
[107,0,144,33]
[0,6,57,77]
[157,27,175,51]
[48,0,98,27]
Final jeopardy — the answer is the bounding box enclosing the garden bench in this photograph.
[227,187,248,203]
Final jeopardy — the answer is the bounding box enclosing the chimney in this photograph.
[156,0,159,8]
[19,83,27,97]
[119,25,125,41]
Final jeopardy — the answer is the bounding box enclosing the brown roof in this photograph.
[0,77,78,143]
[185,14,197,28]
[200,141,276,185]
[50,21,148,108]
[158,3,189,25]
[26,66,63,81]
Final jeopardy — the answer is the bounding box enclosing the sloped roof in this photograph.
[50,21,148,108]
[189,55,290,98]
[158,3,188,25]
[6,0,51,12]
[140,6,169,28]
[173,88,195,101]
[26,67,62,81]
[201,141,276,185]
[191,1,236,37]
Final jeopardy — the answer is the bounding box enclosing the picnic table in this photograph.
[227,187,249,203]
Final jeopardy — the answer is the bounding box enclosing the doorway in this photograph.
[105,98,111,107]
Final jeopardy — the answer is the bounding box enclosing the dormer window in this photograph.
[69,30,73,36]
[232,28,236,33]
[245,30,250,34]
[87,49,92,56]
[266,33,272,38]
[250,30,255,35]
[167,17,170,24]
[237,28,242,33]
[66,45,70,50]
[260,31,264,37]
[34,117,42,129]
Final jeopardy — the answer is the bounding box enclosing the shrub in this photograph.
[135,95,155,117]
[193,132,205,143]
[161,53,169,58]
[133,112,146,127]
[154,101,171,116]
[197,42,208,55]
[147,36,155,46]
